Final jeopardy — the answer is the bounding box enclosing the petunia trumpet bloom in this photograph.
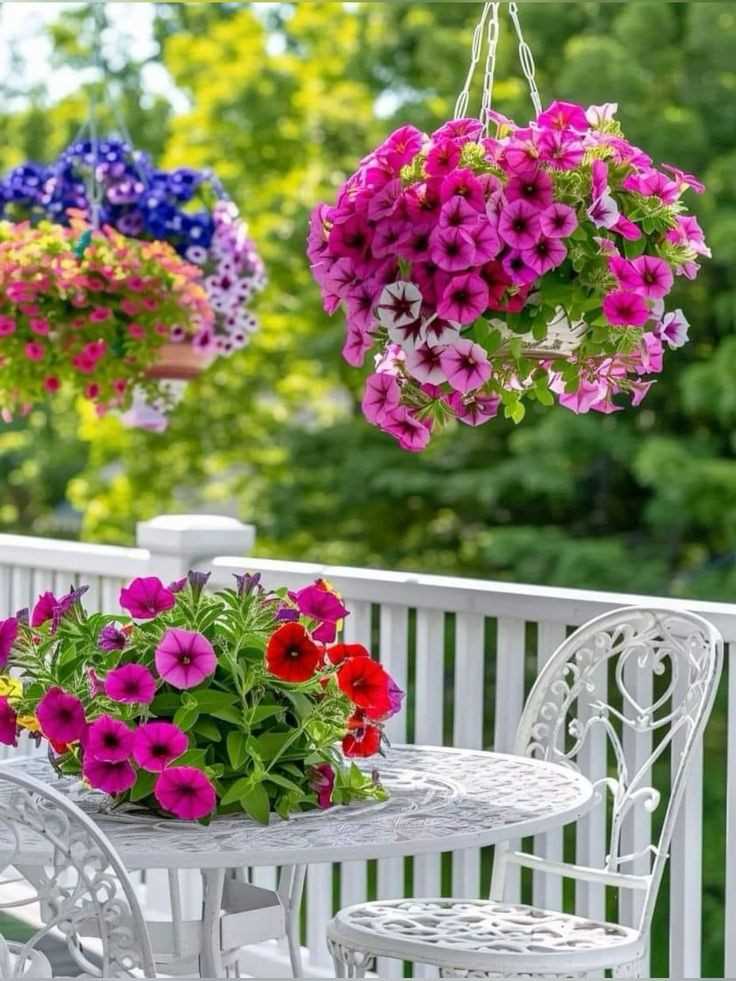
[133,721,188,773]
[155,628,217,689]
[36,687,86,744]
[105,663,157,704]
[154,766,217,821]
[119,576,176,620]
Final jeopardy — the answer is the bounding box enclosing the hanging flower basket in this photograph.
[0,573,403,823]
[0,138,266,428]
[308,3,710,451]
[0,216,213,418]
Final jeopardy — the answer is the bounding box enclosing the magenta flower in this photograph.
[539,130,585,171]
[437,273,489,325]
[446,392,501,427]
[361,373,401,426]
[0,697,17,746]
[602,290,650,327]
[31,592,57,628]
[376,124,424,172]
[168,577,188,594]
[537,100,589,132]
[371,220,405,259]
[440,169,485,212]
[440,340,492,394]
[433,117,484,142]
[426,139,462,177]
[612,215,642,241]
[83,756,136,795]
[292,583,348,644]
[662,163,706,195]
[86,715,135,763]
[502,251,539,286]
[591,159,609,202]
[0,617,18,669]
[309,764,335,810]
[405,344,447,385]
[119,577,176,620]
[98,624,127,652]
[36,688,86,744]
[505,170,554,210]
[328,215,373,263]
[609,256,640,291]
[430,226,476,272]
[658,309,690,349]
[540,203,578,239]
[342,324,374,367]
[439,197,481,232]
[87,668,106,697]
[522,236,567,276]
[627,256,674,300]
[133,721,188,773]
[469,221,501,263]
[346,280,381,332]
[498,200,542,251]
[382,407,431,453]
[105,664,157,705]
[154,766,217,821]
[503,136,542,177]
[155,628,217,689]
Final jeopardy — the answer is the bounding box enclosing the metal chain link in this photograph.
[479,3,501,135]
[453,2,492,120]
[508,1,543,117]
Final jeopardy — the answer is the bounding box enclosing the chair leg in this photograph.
[327,939,375,979]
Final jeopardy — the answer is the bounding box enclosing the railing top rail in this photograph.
[206,555,736,641]
[0,533,147,577]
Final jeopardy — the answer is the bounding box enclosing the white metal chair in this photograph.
[0,767,157,979]
[327,606,724,979]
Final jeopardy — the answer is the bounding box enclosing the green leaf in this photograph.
[221,776,254,806]
[172,748,209,769]
[227,730,249,770]
[254,731,300,761]
[250,704,284,725]
[240,782,271,825]
[285,691,313,720]
[130,769,156,802]
[193,718,223,742]
[173,703,200,731]
[265,771,304,795]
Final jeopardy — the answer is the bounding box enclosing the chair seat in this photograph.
[328,898,646,974]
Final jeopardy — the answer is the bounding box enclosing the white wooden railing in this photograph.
[1,514,734,979]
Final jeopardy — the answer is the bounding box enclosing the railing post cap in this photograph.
[136,514,255,557]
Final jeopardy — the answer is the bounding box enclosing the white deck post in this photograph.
[136,514,256,583]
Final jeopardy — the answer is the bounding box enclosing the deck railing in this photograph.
[1,514,734,979]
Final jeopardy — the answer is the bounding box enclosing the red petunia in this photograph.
[265,622,323,683]
[337,656,392,719]
[326,643,371,665]
[342,712,382,757]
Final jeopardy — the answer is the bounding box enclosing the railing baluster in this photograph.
[306,863,333,970]
[10,566,32,615]
[726,647,736,977]
[494,617,526,903]
[575,656,607,923]
[452,612,485,899]
[533,622,567,911]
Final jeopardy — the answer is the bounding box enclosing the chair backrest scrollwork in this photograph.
[0,767,156,979]
[500,606,723,935]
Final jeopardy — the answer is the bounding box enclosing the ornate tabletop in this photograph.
[0,745,593,869]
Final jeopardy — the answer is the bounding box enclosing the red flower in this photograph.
[342,713,382,757]
[337,656,392,719]
[326,643,371,665]
[265,623,322,683]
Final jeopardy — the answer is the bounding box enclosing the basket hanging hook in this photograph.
[508,2,543,118]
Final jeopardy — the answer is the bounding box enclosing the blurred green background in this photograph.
[0,4,734,972]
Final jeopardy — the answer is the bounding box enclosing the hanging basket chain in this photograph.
[508,1,543,117]
[453,2,492,120]
[479,3,501,135]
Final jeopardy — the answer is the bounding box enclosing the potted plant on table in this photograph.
[0,572,402,823]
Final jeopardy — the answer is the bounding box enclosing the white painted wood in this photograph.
[451,612,485,899]
[575,656,608,923]
[494,617,526,904]
[306,864,335,970]
[10,566,32,616]
[0,566,10,616]
[726,649,736,978]
[533,621,567,912]
[379,604,409,744]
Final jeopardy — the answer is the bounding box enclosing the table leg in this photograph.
[278,864,307,978]
[200,868,226,979]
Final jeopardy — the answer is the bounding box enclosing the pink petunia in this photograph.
[587,193,619,230]
[430,226,476,272]
[381,407,431,452]
[522,236,567,277]
[324,256,357,297]
[425,139,462,177]
[342,323,374,367]
[119,577,176,620]
[346,280,381,332]
[437,273,489,325]
[505,170,554,210]
[405,344,447,385]
[0,617,17,669]
[31,592,57,628]
[29,317,50,336]
[469,220,502,263]
[657,309,690,349]
[292,582,348,639]
[371,220,406,260]
[154,766,217,820]
[498,200,542,251]
[328,215,373,263]
[83,757,136,795]
[538,130,585,170]
[537,100,589,132]
[446,391,501,426]
[309,763,335,810]
[627,255,674,300]
[662,164,705,195]
[155,628,217,689]
[440,339,492,393]
[405,179,443,227]
[440,169,485,212]
[602,290,650,327]
[502,251,539,286]
[433,117,484,142]
[36,688,86,744]
[0,697,17,746]
[24,342,44,361]
[361,373,401,425]
[85,715,135,763]
[375,124,424,173]
[90,307,112,323]
[133,721,188,773]
[0,315,16,336]
[611,215,642,241]
[540,203,578,239]
[591,159,609,202]
[396,226,432,263]
[366,179,403,222]
[439,197,481,232]
[105,663,157,705]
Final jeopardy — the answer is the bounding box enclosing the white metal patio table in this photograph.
[0,745,593,978]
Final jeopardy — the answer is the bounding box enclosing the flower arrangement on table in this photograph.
[0,571,401,823]
[308,102,709,451]
[0,138,266,367]
[0,215,212,419]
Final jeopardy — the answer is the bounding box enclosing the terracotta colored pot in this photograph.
[146,342,216,381]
